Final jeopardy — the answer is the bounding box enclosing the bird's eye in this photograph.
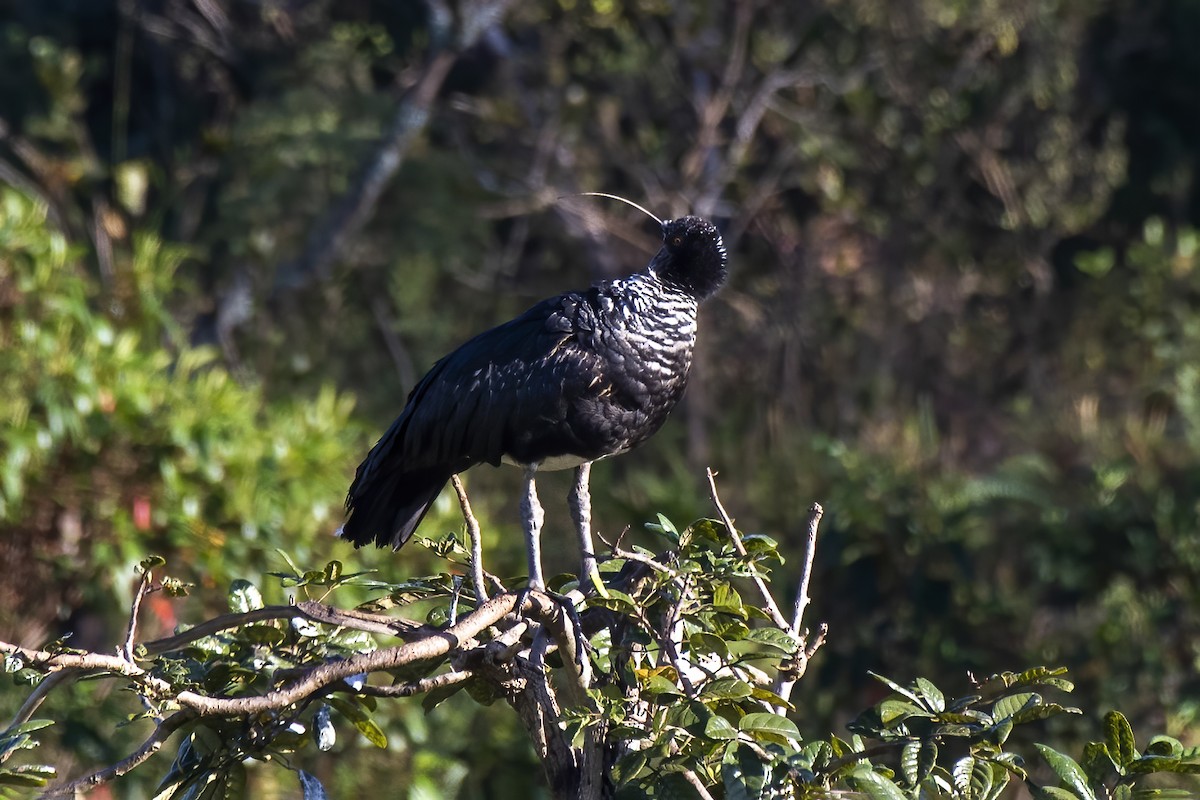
[671,236,683,247]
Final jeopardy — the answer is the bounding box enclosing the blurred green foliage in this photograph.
[2,0,1200,795]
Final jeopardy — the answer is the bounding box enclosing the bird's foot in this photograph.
[513,582,591,679]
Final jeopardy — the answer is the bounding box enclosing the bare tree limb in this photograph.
[42,711,196,799]
[140,601,427,656]
[682,769,719,800]
[790,502,824,636]
[0,593,526,717]
[357,669,474,698]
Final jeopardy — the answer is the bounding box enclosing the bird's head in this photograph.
[652,215,728,300]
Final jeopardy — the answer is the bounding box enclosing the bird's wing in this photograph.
[343,292,601,549]
[363,291,600,476]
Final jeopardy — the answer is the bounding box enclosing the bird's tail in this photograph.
[340,468,449,550]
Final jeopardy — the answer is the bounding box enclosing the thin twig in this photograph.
[123,569,154,663]
[681,769,718,800]
[43,710,195,798]
[451,474,488,602]
[356,670,474,698]
[705,468,790,630]
[805,623,828,660]
[141,602,426,656]
[610,547,681,577]
[789,502,824,636]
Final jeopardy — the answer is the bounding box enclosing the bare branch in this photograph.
[141,601,427,656]
[0,593,525,718]
[805,623,828,660]
[451,474,489,602]
[790,502,824,636]
[705,468,790,630]
[357,670,474,698]
[43,711,195,799]
[610,547,681,578]
[682,769,719,800]
[123,569,154,663]
[170,592,521,717]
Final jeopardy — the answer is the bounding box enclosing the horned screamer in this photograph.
[340,199,728,590]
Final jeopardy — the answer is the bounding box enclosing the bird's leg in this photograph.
[569,462,606,596]
[520,463,546,591]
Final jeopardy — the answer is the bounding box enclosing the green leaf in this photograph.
[993,692,1038,720]
[1030,786,1082,800]
[879,698,924,726]
[970,758,994,799]
[612,751,649,785]
[586,589,638,613]
[1145,735,1184,758]
[712,582,746,617]
[900,741,920,786]
[847,765,908,800]
[689,632,730,660]
[138,555,167,572]
[743,627,799,654]
[704,715,739,741]
[953,755,975,796]
[0,765,56,788]
[1125,756,1200,775]
[982,763,1011,800]
[237,625,285,645]
[1035,744,1097,800]
[749,687,794,710]
[989,715,1014,745]
[0,719,54,738]
[1080,741,1119,783]
[989,751,1028,779]
[644,674,684,698]
[647,514,680,544]
[1104,711,1138,767]
[422,679,468,714]
[738,712,799,741]
[1014,703,1082,724]
[869,672,925,707]
[723,742,766,800]
[227,579,263,613]
[352,717,388,749]
[915,677,945,712]
[703,677,753,700]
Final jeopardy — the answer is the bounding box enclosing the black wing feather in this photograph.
[341,294,589,549]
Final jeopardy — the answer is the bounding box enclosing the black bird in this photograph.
[341,205,728,590]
